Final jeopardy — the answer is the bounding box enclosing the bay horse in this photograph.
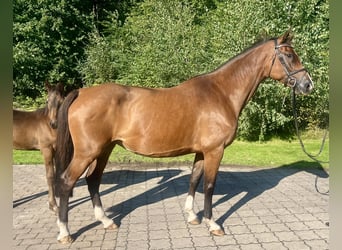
[55,30,313,243]
[13,82,64,212]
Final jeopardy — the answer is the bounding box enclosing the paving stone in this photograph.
[13,164,329,249]
[171,237,194,248]
[285,221,310,231]
[247,224,270,233]
[239,243,264,250]
[149,229,170,240]
[274,231,300,241]
[314,228,329,240]
[229,224,251,234]
[234,233,258,244]
[283,240,310,250]
[214,234,237,246]
[266,222,291,232]
[305,239,329,250]
[262,242,288,250]
[192,236,216,247]
[294,230,321,240]
[126,239,150,250]
[242,216,263,225]
[254,232,278,243]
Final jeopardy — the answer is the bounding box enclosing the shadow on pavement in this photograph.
[70,160,328,240]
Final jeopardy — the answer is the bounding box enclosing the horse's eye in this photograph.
[286,53,293,59]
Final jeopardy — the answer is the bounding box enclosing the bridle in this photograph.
[269,39,308,88]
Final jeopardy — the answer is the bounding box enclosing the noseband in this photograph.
[269,39,307,88]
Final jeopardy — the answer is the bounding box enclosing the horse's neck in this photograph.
[213,46,270,117]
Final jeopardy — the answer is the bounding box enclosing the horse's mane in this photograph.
[214,35,277,72]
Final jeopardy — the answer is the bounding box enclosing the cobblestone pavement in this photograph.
[13,162,329,249]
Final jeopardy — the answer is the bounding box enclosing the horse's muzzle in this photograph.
[296,80,313,95]
[294,71,314,95]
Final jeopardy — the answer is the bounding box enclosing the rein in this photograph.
[271,39,327,163]
[271,40,329,195]
[291,89,329,164]
[291,89,329,196]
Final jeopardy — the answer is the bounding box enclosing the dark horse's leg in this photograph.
[57,156,93,243]
[41,146,58,213]
[86,146,117,230]
[202,148,225,235]
[185,153,204,225]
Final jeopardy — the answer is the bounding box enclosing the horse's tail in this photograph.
[54,89,79,197]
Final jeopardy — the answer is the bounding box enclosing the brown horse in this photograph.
[55,31,313,243]
[13,82,65,212]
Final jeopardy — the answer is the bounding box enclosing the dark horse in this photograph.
[55,31,313,243]
[13,82,65,212]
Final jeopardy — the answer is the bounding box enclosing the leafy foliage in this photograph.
[14,0,329,141]
[13,0,94,99]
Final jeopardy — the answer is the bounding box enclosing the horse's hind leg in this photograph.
[185,153,204,225]
[86,145,117,230]
[41,146,58,213]
[57,156,93,243]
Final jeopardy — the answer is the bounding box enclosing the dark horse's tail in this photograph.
[54,89,79,197]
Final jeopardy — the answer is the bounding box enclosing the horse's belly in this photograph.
[118,129,197,158]
[121,140,195,158]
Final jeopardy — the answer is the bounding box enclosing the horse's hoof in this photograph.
[105,223,118,230]
[188,218,201,225]
[49,205,59,215]
[210,229,225,236]
[58,235,74,244]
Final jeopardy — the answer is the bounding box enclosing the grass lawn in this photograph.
[13,138,329,169]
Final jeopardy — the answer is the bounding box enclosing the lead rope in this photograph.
[291,89,329,195]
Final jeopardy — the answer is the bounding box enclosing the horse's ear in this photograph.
[279,29,294,44]
[45,81,51,90]
[56,82,65,95]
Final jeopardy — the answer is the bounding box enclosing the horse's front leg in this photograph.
[203,149,225,236]
[185,153,204,225]
[41,146,58,213]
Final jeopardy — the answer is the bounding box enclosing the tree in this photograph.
[80,0,215,87]
[13,0,94,100]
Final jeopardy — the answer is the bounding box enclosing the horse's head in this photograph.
[268,30,314,95]
[45,81,65,129]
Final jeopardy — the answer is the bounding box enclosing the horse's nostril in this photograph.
[305,82,313,93]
